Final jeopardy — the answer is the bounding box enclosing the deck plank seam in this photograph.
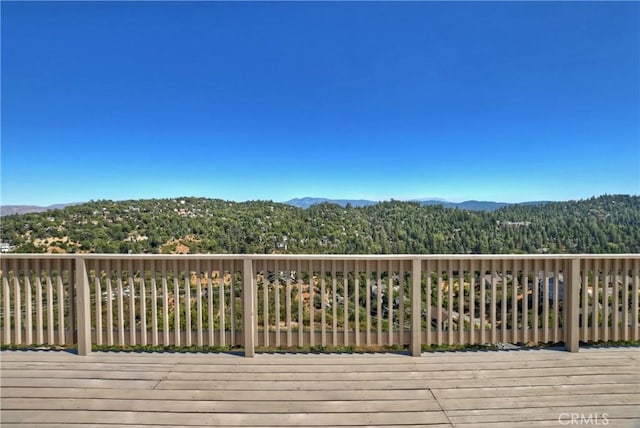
[152,358,182,390]
[428,388,455,428]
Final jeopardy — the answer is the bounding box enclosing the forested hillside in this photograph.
[1,195,638,254]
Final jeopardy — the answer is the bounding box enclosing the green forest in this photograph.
[1,194,638,254]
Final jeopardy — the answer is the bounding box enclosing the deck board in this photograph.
[1,347,639,427]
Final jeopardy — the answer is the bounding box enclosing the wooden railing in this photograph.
[1,254,638,356]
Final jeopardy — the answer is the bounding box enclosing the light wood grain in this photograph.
[1,347,638,427]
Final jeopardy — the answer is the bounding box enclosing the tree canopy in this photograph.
[1,195,638,254]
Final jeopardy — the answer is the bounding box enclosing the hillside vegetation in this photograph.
[1,195,638,254]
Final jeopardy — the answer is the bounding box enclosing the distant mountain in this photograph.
[1,198,553,216]
[417,200,510,211]
[0,203,78,217]
[284,197,548,211]
[284,197,378,208]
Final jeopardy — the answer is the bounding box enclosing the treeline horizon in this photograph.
[1,194,638,255]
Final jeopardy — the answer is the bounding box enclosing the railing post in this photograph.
[242,258,256,357]
[565,258,581,352]
[75,257,92,356]
[410,259,422,357]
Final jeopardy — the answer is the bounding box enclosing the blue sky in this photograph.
[1,1,638,206]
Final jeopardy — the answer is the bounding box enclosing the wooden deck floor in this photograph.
[1,346,639,427]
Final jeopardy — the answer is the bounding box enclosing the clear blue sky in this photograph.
[1,1,638,206]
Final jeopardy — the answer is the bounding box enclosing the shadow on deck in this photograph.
[1,346,639,427]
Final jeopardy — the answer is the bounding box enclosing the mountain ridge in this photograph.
[0,203,79,217]
[283,197,551,211]
[0,197,577,216]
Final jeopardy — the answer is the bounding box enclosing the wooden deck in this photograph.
[1,346,639,427]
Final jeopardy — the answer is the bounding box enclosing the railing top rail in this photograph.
[1,253,639,261]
